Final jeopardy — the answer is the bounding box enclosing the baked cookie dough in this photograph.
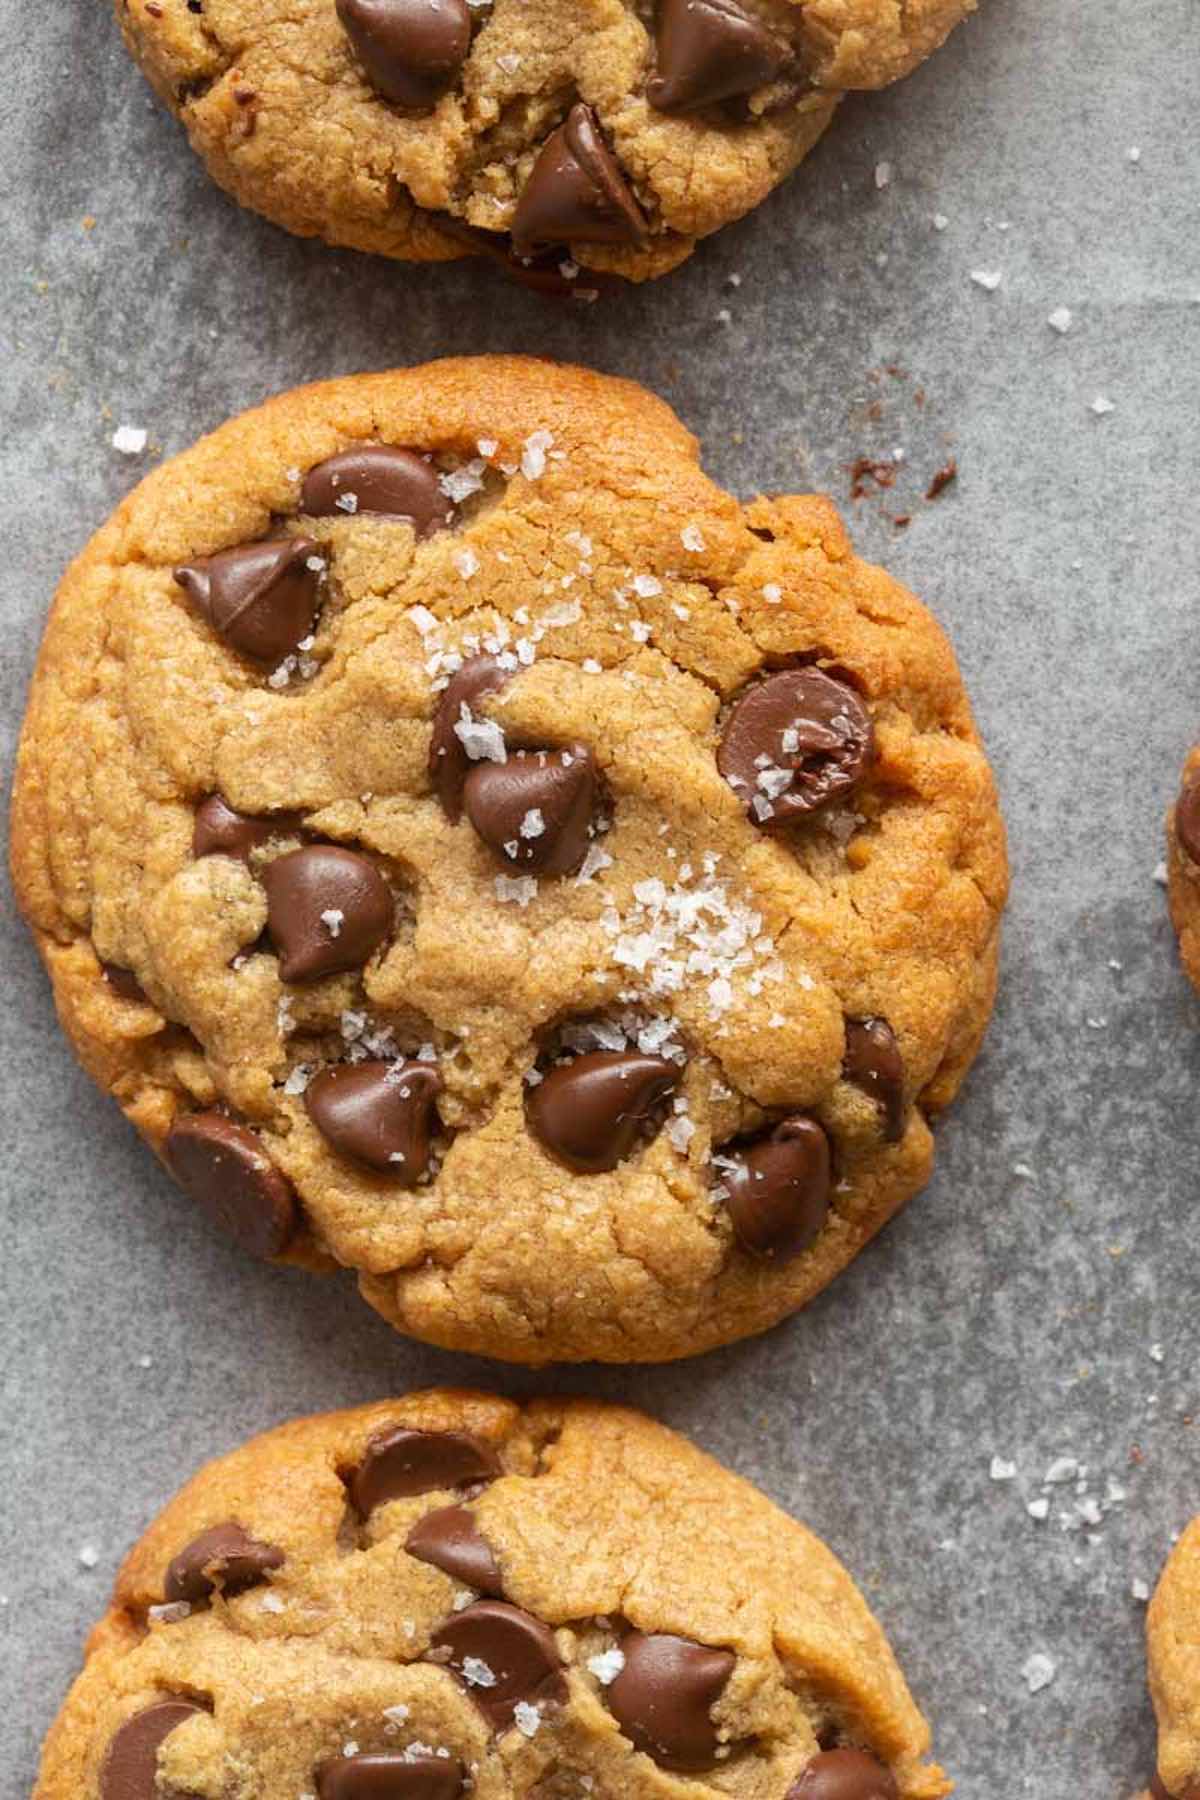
[10,357,1008,1363]
[1142,1517,1200,1799]
[1167,756,1200,993]
[113,0,977,284]
[34,1392,949,1800]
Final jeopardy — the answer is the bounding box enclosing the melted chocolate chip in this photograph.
[430,1598,565,1730]
[336,0,471,108]
[722,1114,831,1260]
[1178,775,1200,865]
[305,1059,441,1179]
[164,1111,297,1259]
[511,104,648,256]
[787,1749,899,1800]
[718,669,874,826]
[649,0,788,113]
[434,213,621,299]
[527,1050,680,1173]
[463,745,599,875]
[428,653,513,822]
[164,1521,284,1603]
[262,846,393,983]
[174,538,321,665]
[100,1700,204,1800]
[350,1428,500,1515]
[316,1752,466,1800]
[302,446,453,535]
[406,1503,503,1595]
[842,1017,905,1142]
[607,1631,735,1771]
[101,962,147,1004]
[193,794,303,861]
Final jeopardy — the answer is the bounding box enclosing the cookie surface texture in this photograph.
[113,0,977,280]
[10,357,1008,1363]
[33,1392,949,1800]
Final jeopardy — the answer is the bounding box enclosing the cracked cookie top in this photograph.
[33,1392,950,1800]
[10,357,1007,1363]
[113,0,977,282]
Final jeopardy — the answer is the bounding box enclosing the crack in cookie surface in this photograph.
[10,357,1008,1362]
[113,0,976,279]
[33,1393,950,1800]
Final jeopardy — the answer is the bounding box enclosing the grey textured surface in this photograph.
[2,1,1199,1796]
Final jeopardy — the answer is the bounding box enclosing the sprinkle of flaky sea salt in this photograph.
[1091,395,1115,416]
[513,1701,541,1737]
[1132,1578,1150,1602]
[932,212,949,230]
[454,547,480,580]
[576,844,613,884]
[148,1601,191,1624]
[495,874,538,907]
[454,708,507,763]
[989,1456,1016,1481]
[283,1064,312,1096]
[1043,1457,1079,1485]
[335,491,359,514]
[762,583,781,603]
[461,1656,497,1688]
[521,429,555,481]
[478,437,498,457]
[1021,1652,1056,1695]
[970,268,1003,291]
[382,1705,410,1726]
[439,459,487,503]
[519,808,545,839]
[259,1591,285,1613]
[633,573,662,598]
[112,425,147,455]
[681,523,705,552]
[588,1648,626,1685]
[1027,1497,1050,1521]
[79,1544,100,1568]
[408,604,439,636]
[1048,306,1073,334]
[320,908,344,938]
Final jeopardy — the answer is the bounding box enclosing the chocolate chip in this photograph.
[302,446,453,535]
[649,0,788,113]
[430,1598,566,1730]
[787,1749,899,1800]
[164,1111,297,1259]
[174,538,321,666]
[101,962,147,1004]
[262,845,392,983]
[336,0,471,107]
[428,653,513,823]
[842,1017,904,1142]
[607,1631,734,1771]
[163,1520,284,1604]
[305,1059,441,1179]
[463,745,599,875]
[193,794,304,861]
[527,1050,680,1173]
[316,1751,466,1800]
[1178,775,1200,865]
[406,1503,503,1594]
[718,669,874,827]
[100,1700,205,1800]
[350,1428,500,1515]
[722,1114,831,1260]
[511,103,648,257]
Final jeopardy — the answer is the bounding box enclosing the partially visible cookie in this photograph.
[34,1392,950,1800]
[1168,754,1200,992]
[1142,1518,1200,1799]
[10,357,1007,1363]
[113,0,977,283]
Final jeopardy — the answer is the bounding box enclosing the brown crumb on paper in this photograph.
[926,459,958,500]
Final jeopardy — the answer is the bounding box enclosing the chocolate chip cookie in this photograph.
[1141,1518,1200,1800]
[10,358,1007,1362]
[33,1392,949,1800]
[113,0,977,284]
[1168,754,1200,992]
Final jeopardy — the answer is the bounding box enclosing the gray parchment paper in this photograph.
[2,3,1199,1795]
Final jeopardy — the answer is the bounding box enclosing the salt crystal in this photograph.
[762,583,781,603]
[989,1456,1016,1481]
[1091,395,1115,416]
[320,908,344,938]
[1021,1652,1056,1694]
[335,492,359,514]
[874,160,892,189]
[1027,1498,1050,1521]
[519,808,545,839]
[1047,306,1072,334]
[461,1656,497,1688]
[932,212,949,230]
[1044,1457,1078,1485]
[587,1648,626,1685]
[454,711,507,763]
[633,574,662,598]
[520,429,555,481]
[454,547,480,579]
[494,875,538,907]
[112,425,147,455]
[1132,1578,1150,1602]
[513,1701,541,1737]
[79,1544,100,1568]
[970,269,1003,291]
[681,524,705,552]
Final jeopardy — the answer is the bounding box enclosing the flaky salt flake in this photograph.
[1155,860,1168,886]
[408,604,439,637]
[439,459,487,503]
[496,50,522,73]
[1128,146,1141,164]
[1021,1652,1056,1694]
[320,908,344,938]
[1044,1457,1078,1485]
[79,1544,100,1568]
[454,712,507,764]
[970,268,1003,291]
[1150,1343,1165,1363]
[1091,395,1115,416]
[989,1456,1016,1481]
[520,429,555,480]
[148,1601,191,1624]
[1027,1498,1050,1521]
[335,491,359,514]
[1132,1578,1150,1602]
[1047,306,1073,334]
[283,1064,312,1096]
[762,583,781,603]
[633,574,662,598]
[575,844,613,884]
[519,808,545,839]
[477,436,498,457]
[494,874,538,908]
[454,547,480,579]
[681,523,705,552]
[588,1648,626,1685]
[513,1701,541,1737]
[666,1114,696,1153]
[629,620,652,643]
[259,1591,285,1613]
[874,160,892,189]
[461,1656,498,1688]
[112,425,147,455]
[932,212,949,231]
